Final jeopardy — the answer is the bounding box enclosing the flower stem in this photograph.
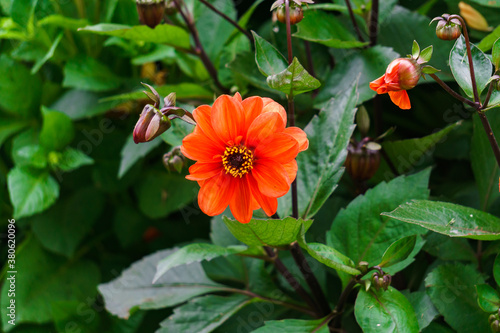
[345,0,365,42]
[449,15,480,103]
[429,74,478,108]
[263,246,320,316]
[369,0,379,46]
[198,0,253,43]
[172,0,229,94]
[290,242,332,317]
[481,79,496,109]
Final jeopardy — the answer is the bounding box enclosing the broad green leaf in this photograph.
[160,119,194,147]
[384,236,425,275]
[471,112,500,212]
[492,37,500,68]
[39,106,74,151]
[227,51,273,93]
[252,31,287,77]
[0,55,41,117]
[355,287,419,333]
[154,243,249,283]
[50,89,123,120]
[382,200,500,240]
[297,225,360,275]
[327,169,430,269]
[14,144,47,168]
[118,133,162,178]
[63,56,121,92]
[379,235,417,268]
[0,237,100,332]
[423,233,476,262]
[31,32,62,74]
[56,147,94,172]
[404,291,438,331]
[135,171,197,219]
[279,82,358,218]
[51,301,101,333]
[315,46,399,108]
[476,284,500,312]
[79,23,190,49]
[425,263,490,333]
[222,216,312,247]
[38,14,89,30]
[478,26,500,52]
[0,117,27,148]
[469,0,500,7]
[157,294,253,333]
[98,248,226,318]
[31,187,105,256]
[267,57,320,96]
[102,83,213,103]
[7,167,59,219]
[450,36,492,98]
[251,318,330,333]
[11,0,37,28]
[495,254,500,286]
[294,10,367,48]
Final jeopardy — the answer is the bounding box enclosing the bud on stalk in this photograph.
[133,105,171,143]
[435,19,462,40]
[136,0,165,29]
[345,139,381,182]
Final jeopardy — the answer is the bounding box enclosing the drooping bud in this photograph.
[133,105,171,143]
[435,19,462,40]
[163,146,186,173]
[459,1,492,32]
[345,139,381,182]
[136,0,165,29]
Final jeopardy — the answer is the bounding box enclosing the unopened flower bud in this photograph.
[136,0,165,29]
[133,105,171,143]
[490,314,499,324]
[436,19,462,40]
[276,5,303,25]
[393,58,421,90]
[345,139,381,182]
[163,147,186,173]
[492,320,500,333]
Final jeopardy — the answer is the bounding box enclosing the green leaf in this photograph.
[384,236,425,275]
[422,65,440,74]
[11,0,37,28]
[31,32,62,74]
[50,89,123,120]
[468,0,500,8]
[471,112,500,212]
[412,40,420,59]
[404,291,438,331]
[79,23,191,49]
[160,119,194,147]
[63,56,121,92]
[382,199,500,240]
[419,45,433,63]
[118,133,162,178]
[0,236,100,332]
[15,144,48,168]
[450,35,492,98]
[492,37,500,69]
[252,31,288,77]
[7,167,59,219]
[327,169,430,269]
[101,83,213,103]
[267,57,320,96]
[157,294,253,333]
[423,233,476,262]
[0,117,28,148]
[56,147,94,172]
[154,243,249,283]
[314,46,399,107]
[38,14,89,30]
[379,235,417,268]
[222,216,312,247]
[251,318,330,333]
[39,106,75,151]
[355,287,419,333]
[31,187,104,256]
[476,284,500,312]
[298,228,361,275]
[425,263,490,333]
[478,26,500,52]
[227,51,273,92]
[98,248,226,318]
[294,10,368,48]
[135,171,198,219]
[495,254,500,286]
[0,55,41,117]
[280,82,358,218]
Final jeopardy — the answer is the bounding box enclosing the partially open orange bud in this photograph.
[369,58,421,109]
[435,19,462,40]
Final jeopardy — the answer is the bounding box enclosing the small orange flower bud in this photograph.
[435,19,462,41]
[276,5,303,25]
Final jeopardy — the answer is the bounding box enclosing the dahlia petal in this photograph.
[181,131,223,162]
[186,161,222,181]
[248,174,278,217]
[252,159,290,197]
[254,132,299,163]
[233,92,242,103]
[229,176,254,223]
[283,127,309,152]
[246,111,285,149]
[241,96,264,129]
[283,159,298,183]
[262,100,287,125]
[211,95,245,144]
[198,172,235,216]
[192,105,225,149]
[388,90,411,110]
[369,75,385,92]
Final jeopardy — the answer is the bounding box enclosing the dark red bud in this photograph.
[133,105,171,143]
[345,140,381,182]
[136,0,165,29]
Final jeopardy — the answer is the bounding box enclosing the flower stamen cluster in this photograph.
[222,145,254,178]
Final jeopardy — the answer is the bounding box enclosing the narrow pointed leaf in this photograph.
[379,235,417,268]
[251,318,330,333]
[267,57,320,96]
[476,284,500,312]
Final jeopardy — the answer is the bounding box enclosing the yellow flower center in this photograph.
[222,145,253,178]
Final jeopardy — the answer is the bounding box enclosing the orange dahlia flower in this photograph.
[181,93,308,224]
[369,58,421,110]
